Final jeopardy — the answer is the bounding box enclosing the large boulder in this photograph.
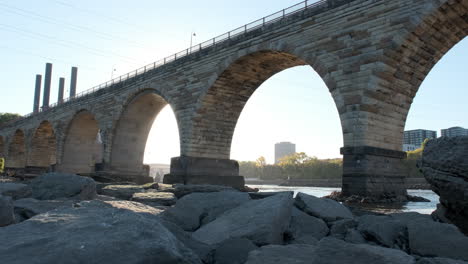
[295,192,353,222]
[0,195,14,227]
[13,198,74,221]
[357,215,407,249]
[0,183,32,199]
[99,184,144,200]
[286,207,329,244]
[30,173,96,200]
[192,192,293,245]
[311,237,415,264]
[245,244,317,264]
[419,136,468,235]
[170,184,238,198]
[407,219,468,261]
[162,191,251,231]
[0,200,202,264]
[131,191,177,206]
[416,258,468,264]
[214,238,258,264]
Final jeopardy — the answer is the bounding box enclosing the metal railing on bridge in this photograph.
[3,0,329,127]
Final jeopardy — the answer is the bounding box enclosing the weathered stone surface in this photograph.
[286,207,329,243]
[13,198,74,221]
[416,257,468,264]
[295,192,353,222]
[131,191,177,206]
[0,200,202,264]
[0,183,32,200]
[159,219,213,263]
[31,173,96,200]
[245,244,317,264]
[312,237,415,264]
[0,195,14,227]
[162,191,250,231]
[420,136,468,235]
[248,191,294,200]
[357,215,407,249]
[170,184,238,198]
[329,218,358,239]
[407,219,468,261]
[99,184,144,200]
[345,229,367,244]
[192,192,293,245]
[214,238,258,264]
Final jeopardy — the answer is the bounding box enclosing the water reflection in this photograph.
[250,185,438,215]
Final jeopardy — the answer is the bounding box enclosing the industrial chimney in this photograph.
[42,63,52,109]
[70,67,78,97]
[33,74,42,113]
[58,77,65,104]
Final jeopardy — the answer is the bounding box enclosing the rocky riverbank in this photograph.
[1,173,467,264]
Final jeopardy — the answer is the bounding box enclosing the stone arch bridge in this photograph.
[0,0,466,198]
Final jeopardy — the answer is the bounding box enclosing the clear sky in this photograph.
[1,0,467,165]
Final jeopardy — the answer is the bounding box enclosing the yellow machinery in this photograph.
[0,157,4,174]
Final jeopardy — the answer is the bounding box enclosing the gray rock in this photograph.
[408,219,468,261]
[245,244,317,264]
[288,235,319,245]
[171,184,238,198]
[420,136,468,235]
[390,212,432,222]
[192,192,293,245]
[416,257,468,264]
[286,207,329,243]
[344,229,367,244]
[13,198,74,221]
[0,183,32,199]
[329,218,357,239]
[131,191,177,206]
[99,184,144,200]
[312,237,415,264]
[0,200,202,264]
[160,219,213,263]
[214,238,258,264]
[357,215,407,249]
[31,173,96,200]
[248,191,294,200]
[295,192,353,222]
[0,195,14,227]
[162,191,251,231]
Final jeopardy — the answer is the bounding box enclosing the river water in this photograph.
[250,185,439,215]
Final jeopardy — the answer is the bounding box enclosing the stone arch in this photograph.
[372,0,468,150]
[189,49,337,159]
[109,89,174,177]
[7,129,26,168]
[58,110,100,174]
[28,121,57,169]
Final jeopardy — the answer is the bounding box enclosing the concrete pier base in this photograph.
[341,146,408,198]
[163,156,245,189]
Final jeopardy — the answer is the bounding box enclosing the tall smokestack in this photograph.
[70,67,77,97]
[33,74,42,113]
[42,63,52,109]
[58,77,65,104]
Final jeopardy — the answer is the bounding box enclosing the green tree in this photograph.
[0,113,21,126]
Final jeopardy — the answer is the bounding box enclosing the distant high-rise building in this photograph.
[441,126,468,137]
[275,142,296,164]
[403,129,437,150]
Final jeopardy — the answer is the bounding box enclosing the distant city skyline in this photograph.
[1,1,467,165]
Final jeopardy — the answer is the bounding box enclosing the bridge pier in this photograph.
[163,156,245,189]
[341,146,407,199]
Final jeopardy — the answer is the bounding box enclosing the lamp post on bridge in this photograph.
[190,32,196,53]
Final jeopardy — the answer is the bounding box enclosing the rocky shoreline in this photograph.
[1,172,467,264]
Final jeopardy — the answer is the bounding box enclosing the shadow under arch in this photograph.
[58,110,100,174]
[190,49,338,159]
[7,129,26,168]
[28,120,57,171]
[109,89,177,182]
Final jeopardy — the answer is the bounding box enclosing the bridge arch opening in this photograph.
[7,129,26,168]
[110,90,179,181]
[192,50,342,160]
[28,121,57,170]
[59,110,100,174]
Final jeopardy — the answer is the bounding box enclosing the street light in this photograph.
[190,32,196,53]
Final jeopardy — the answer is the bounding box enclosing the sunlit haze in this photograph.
[1,0,467,165]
